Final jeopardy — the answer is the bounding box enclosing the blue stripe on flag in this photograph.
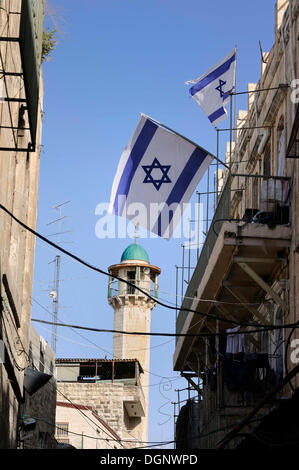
[114,119,158,213]
[189,53,236,97]
[153,147,209,236]
[166,147,208,207]
[208,107,226,124]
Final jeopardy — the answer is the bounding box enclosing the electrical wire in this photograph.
[0,202,291,330]
[24,414,171,446]
[53,385,122,449]
[17,338,120,449]
[31,317,299,338]
[32,297,174,353]
[21,411,264,449]
[31,297,179,382]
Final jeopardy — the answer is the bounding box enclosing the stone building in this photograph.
[56,243,160,448]
[56,358,145,449]
[0,0,45,448]
[174,0,299,449]
[56,401,122,449]
[19,325,56,449]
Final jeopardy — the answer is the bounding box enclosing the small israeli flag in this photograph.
[109,115,214,239]
[186,48,237,126]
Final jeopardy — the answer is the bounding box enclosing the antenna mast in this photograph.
[47,200,71,353]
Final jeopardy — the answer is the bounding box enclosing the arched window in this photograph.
[277,116,285,176]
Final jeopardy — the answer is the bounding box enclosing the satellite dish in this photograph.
[143,267,150,275]
[49,290,57,299]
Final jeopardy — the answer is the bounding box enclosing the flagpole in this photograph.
[228,92,233,219]
[216,129,219,203]
[140,113,230,170]
[234,46,237,136]
[228,46,237,219]
[229,93,233,170]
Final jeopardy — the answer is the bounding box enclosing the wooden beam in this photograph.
[224,238,290,248]
[205,322,217,333]
[237,262,288,313]
[224,285,272,326]
[233,256,285,264]
[222,280,257,288]
[181,373,203,395]
[181,371,205,380]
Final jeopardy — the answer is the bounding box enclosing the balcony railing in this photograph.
[176,176,231,338]
[176,173,291,339]
[108,279,158,300]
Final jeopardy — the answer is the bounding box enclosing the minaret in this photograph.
[108,242,160,442]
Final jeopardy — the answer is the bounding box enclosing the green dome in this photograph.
[121,243,150,263]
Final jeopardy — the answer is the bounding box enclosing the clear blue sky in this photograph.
[32,0,276,447]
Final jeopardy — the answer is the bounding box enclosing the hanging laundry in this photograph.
[226,326,246,354]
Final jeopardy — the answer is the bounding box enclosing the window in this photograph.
[277,117,285,177]
[57,422,69,436]
[127,271,135,294]
[28,341,33,364]
[252,176,259,209]
[263,145,271,178]
[39,349,44,373]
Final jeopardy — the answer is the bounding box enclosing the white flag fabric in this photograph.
[109,115,214,239]
[186,48,236,126]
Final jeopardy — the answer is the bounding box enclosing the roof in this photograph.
[56,358,140,363]
[55,357,143,373]
[120,243,149,263]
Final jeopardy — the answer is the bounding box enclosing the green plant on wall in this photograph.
[42,28,57,63]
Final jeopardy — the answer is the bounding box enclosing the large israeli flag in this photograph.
[186,48,236,126]
[109,115,214,239]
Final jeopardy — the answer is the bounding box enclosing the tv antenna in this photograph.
[47,200,71,353]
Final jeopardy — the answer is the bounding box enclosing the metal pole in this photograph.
[230,93,233,170]
[188,220,191,283]
[175,266,178,319]
[173,402,176,450]
[52,255,61,354]
[197,193,201,261]
[140,113,229,169]
[206,167,210,235]
[213,171,216,213]
[228,94,233,218]
[216,129,219,203]
[181,244,185,299]
[205,339,209,424]
[216,320,220,408]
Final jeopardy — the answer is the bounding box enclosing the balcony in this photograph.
[174,174,291,372]
[108,279,158,301]
[123,385,146,418]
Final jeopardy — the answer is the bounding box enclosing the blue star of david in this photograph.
[142,158,171,191]
[216,79,227,98]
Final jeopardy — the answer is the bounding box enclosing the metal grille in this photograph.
[56,423,69,436]
[176,176,231,338]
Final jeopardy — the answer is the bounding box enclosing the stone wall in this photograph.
[0,0,44,448]
[56,402,126,449]
[57,381,144,448]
